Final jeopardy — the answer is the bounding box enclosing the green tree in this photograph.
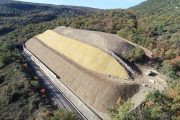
[45,109,77,120]
[158,24,163,31]
[108,99,138,120]
[162,65,177,79]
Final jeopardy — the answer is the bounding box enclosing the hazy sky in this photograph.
[15,0,146,9]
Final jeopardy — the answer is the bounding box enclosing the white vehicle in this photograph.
[149,79,155,83]
[145,70,152,75]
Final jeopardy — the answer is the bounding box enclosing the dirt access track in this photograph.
[115,35,167,88]
[114,35,167,108]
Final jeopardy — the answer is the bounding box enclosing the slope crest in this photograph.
[53,26,135,58]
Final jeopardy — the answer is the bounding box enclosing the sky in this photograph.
[15,0,147,9]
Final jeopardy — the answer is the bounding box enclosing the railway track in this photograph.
[21,51,86,120]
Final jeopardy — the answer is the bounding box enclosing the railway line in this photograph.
[21,51,87,120]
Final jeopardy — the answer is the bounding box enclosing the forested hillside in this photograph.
[0,0,100,35]
[0,0,180,119]
[132,0,180,14]
[0,0,99,119]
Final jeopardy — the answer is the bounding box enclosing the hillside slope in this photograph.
[0,0,100,35]
[0,59,53,119]
[0,0,180,119]
[131,0,180,14]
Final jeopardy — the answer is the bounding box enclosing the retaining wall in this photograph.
[23,46,102,120]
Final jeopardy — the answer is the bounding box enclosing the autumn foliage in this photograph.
[146,97,154,107]
[168,89,179,99]
[43,110,53,117]
[18,40,23,44]
[34,76,38,80]
[116,97,125,106]
[40,89,45,94]
[23,63,28,68]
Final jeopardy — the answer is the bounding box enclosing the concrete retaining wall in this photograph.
[23,46,102,120]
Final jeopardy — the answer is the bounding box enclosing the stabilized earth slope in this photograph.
[35,30,129,79]
[54,26,135,58]
[25,28,140,117]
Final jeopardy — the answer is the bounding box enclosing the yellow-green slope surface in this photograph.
[35,30,129,79]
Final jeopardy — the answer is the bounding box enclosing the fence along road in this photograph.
[20,51,87,120]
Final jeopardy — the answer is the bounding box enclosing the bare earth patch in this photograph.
[115,35,167,107]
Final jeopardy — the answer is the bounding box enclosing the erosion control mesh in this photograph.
[35,30,129,79]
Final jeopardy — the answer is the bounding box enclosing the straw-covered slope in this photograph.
[35,30,129,79]
[25,36,140,113]
[54,26,135,57]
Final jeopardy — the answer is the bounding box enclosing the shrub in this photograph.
[15,110,23,120]
[29,96,39,112]
[40,89,45,94]
[16,60,20,62]
[108,99,137,120]
[45,105,53,109]
[0,60,4,68]
[162,65,177,79]
[122,47,144,63]
[18,89,29,99]
[44,109,77,120]
[43,110,53,118]
[23,63,28,68]
[18,40,23,44]
[31,81,40,89]
[17,82,24,89]
[42,95,46,99]
[17,102,24,107]
[34,76,38,80]
[168,89,178,99]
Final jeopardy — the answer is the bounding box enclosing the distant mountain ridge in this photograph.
[0,0,100,35]
[131,0,180,14]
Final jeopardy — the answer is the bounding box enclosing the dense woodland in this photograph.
[0,0,99,35]
[0,0,180,119]
[0,0,99,119]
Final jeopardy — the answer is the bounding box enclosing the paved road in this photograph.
[21,51,86,120]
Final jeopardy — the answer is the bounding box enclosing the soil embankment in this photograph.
[25,37,140,118]
[54,26,135,57]
[24,26,167,118]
